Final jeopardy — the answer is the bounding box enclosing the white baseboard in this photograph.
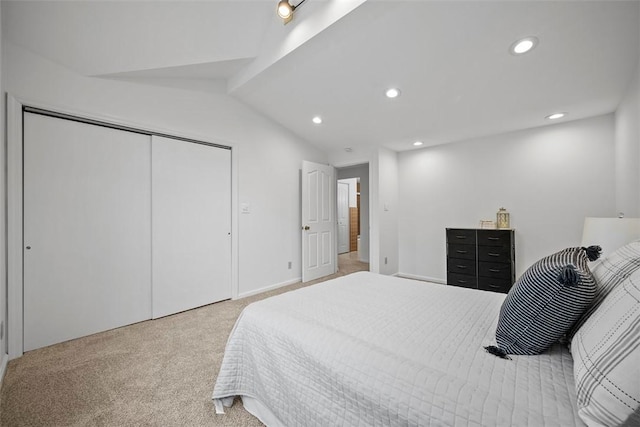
[236,277,302,299]
[396,272,446,284]
[0,352,9,388]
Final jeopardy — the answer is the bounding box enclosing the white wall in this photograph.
[2,42,327,303]
[377,148,399,275]
[615,57,640,217]
[398,114,616,282]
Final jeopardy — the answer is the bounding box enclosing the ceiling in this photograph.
[3,0,639,152]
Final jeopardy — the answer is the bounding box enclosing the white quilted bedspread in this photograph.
[212,272,583,426]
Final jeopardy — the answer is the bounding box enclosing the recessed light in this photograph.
[510,36,538,55]
[413,141,423,146]
[546,112,567,120]
[312,116,322,124]
[385,88,401,98]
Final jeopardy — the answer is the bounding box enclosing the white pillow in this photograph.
[571,268,640,426]
[569,240,640,339]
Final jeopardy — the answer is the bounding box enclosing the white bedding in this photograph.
[212,272,583,426]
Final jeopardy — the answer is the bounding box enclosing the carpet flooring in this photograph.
[0,253,368,426]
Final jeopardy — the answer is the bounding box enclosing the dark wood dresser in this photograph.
[446,228,515,293]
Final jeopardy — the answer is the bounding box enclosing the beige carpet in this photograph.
[0,254,368,426]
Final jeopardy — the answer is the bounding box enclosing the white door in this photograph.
[23,113,152,351]
[302,161,336,282]
[151,136,232,318]
[337,181,350,254]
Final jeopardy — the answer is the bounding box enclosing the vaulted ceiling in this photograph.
[3,0,639,152]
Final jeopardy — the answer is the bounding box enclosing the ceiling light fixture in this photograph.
[277,0,306,24]
[509,36,538,55]
[546,112,567,120]
[413,141,423,146]
[385,88,401,98]
[312,116,322,124]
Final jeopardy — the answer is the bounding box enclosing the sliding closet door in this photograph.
[151,136,231,318]
[23,113,152,351]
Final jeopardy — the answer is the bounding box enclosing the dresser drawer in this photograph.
[477,230,512,247]
[477,245,512,263]
[447,272,476,289]
[478,261,511,280]
[447,258,476,275]
[447,243,476,260]
[478,277,512,294]
[446,229,476,245]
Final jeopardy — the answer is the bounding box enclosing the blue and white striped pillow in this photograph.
[571,268,640,426]
[495,247,597,355]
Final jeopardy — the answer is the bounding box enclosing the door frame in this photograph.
[337,180,351,254]
[334,161,371,268]
[6,94,239,359]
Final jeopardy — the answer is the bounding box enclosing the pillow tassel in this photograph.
[582,245,602,262]
[484,345,511,360]
[558,265,579,287]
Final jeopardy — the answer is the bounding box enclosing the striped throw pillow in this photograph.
[571,268,640,426]
[495,247,597,355]
[569,240,640,339]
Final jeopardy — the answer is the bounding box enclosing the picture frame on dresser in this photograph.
[446,228,515,293]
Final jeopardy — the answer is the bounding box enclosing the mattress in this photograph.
[212,272,583,426]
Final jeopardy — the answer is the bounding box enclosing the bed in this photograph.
[212,271,583,426]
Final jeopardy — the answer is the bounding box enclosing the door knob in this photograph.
[25,246,31,250]
[303,226,310,230]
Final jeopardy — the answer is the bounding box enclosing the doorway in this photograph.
[336,164,370,273]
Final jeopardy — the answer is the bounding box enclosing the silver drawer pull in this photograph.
[456,265,468,269]
[457,280,468,284]
[455,235,468,239]
[488,253,500,257]
[489,268,501,273]
[456,250,468,254]
[487,237,500,240]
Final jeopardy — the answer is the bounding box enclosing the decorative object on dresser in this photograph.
[496,207,510,229]
[479,220,496,229]
[446,228,515,293]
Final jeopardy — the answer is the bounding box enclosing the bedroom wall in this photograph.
[614,57,640,217]
[2,41,327,301]
[377,148,399,276]
[397,114,616,282]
